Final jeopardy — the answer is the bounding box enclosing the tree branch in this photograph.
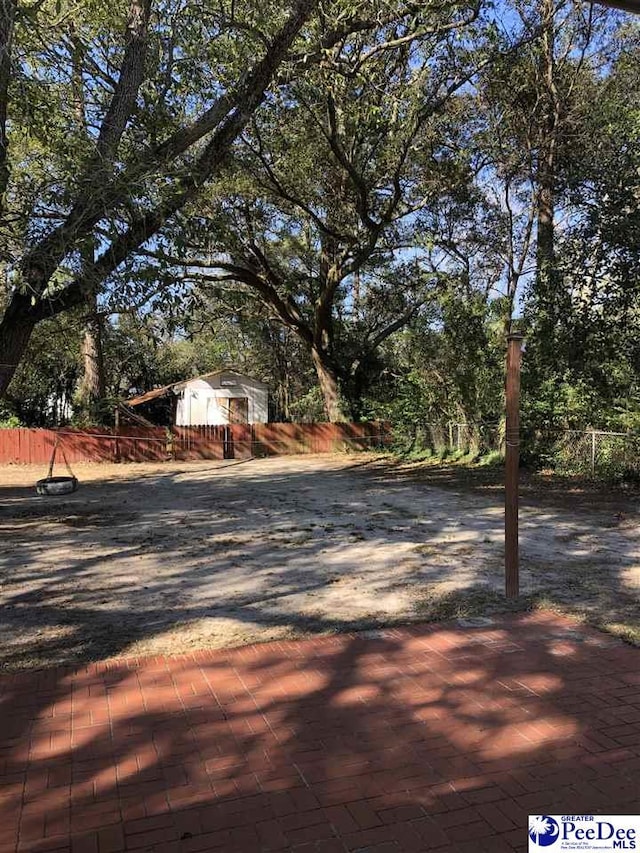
[352,3,480,73]
[368,299,427,350]
[198,260,314,344]
[0,0,16,212]
[243,122,350,243]
[18,0,318,313]
[96,0,152,161]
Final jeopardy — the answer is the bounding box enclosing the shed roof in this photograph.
[173,370,268,390]
[125,370,268,407]
[125,384,175,406]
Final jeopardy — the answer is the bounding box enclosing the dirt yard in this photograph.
[1,453,639,670]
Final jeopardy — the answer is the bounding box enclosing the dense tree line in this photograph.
[0,0,638,444]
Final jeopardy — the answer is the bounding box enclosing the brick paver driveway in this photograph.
[1,613,639,853]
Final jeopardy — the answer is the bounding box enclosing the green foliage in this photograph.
[362,284,504,451]
[0,401,21,428]
[521,18,640,437]
[287,386,326,424]
[160,6,492,419]
[6,315,82,426]
[477,450,503,467]
[2,0,639,459]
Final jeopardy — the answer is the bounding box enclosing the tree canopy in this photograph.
[1,0,639,443]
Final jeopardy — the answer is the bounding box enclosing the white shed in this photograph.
[125,370,269,425]
[174,371,268,425]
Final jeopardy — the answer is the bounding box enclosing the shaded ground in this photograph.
[0,614,638,853]
[0,454,639,671]
[391,456,640,512]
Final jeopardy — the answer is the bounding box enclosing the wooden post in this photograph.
[505,332,524,599]
[114,405,121,463]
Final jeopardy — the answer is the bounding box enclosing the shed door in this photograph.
[228,397,248,424]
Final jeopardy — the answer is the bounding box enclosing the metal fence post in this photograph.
[591,430,596,477]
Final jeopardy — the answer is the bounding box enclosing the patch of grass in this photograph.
[415,585,535,621]
[413,582,640,648]
[281,535,315,547]
[404,448,438,463]
[604,622,640,646]
[414,543,440,556]
[477,450,503,467]
[398,447,503,470]
[210,537,244,548]
[382,451,640,513]
[447,543,475,555]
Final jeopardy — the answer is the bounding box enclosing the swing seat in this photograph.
[36,476,79,496]
[37,436,79,495]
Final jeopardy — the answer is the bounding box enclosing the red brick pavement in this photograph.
[1,613,639,853]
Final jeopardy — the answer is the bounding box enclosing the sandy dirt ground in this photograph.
[1,453,639,670]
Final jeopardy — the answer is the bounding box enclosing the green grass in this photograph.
[400,446,503,467]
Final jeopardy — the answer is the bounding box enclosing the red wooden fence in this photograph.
[0,422,391,465]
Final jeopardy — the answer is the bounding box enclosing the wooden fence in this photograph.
[0,422,391,465]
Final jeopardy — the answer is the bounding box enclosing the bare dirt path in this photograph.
[1,454,638,669]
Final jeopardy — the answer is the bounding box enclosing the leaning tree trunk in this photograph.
[0,0,317,400]
[311,346,346,423]
[0,292,36,396]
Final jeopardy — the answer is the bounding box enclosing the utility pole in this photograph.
[505,332,524,599]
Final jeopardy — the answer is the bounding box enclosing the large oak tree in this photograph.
[1,0,471,397]
[147,1,507,420]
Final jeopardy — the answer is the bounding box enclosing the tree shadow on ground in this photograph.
[388,458,640,514]
[0,614,638,852]
[0,456,639,671]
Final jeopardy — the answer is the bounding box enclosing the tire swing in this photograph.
[36,437,79,496]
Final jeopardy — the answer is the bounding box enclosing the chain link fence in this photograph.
[544,429,640,479]
[412,422,503,456]
[409,422,640,481]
